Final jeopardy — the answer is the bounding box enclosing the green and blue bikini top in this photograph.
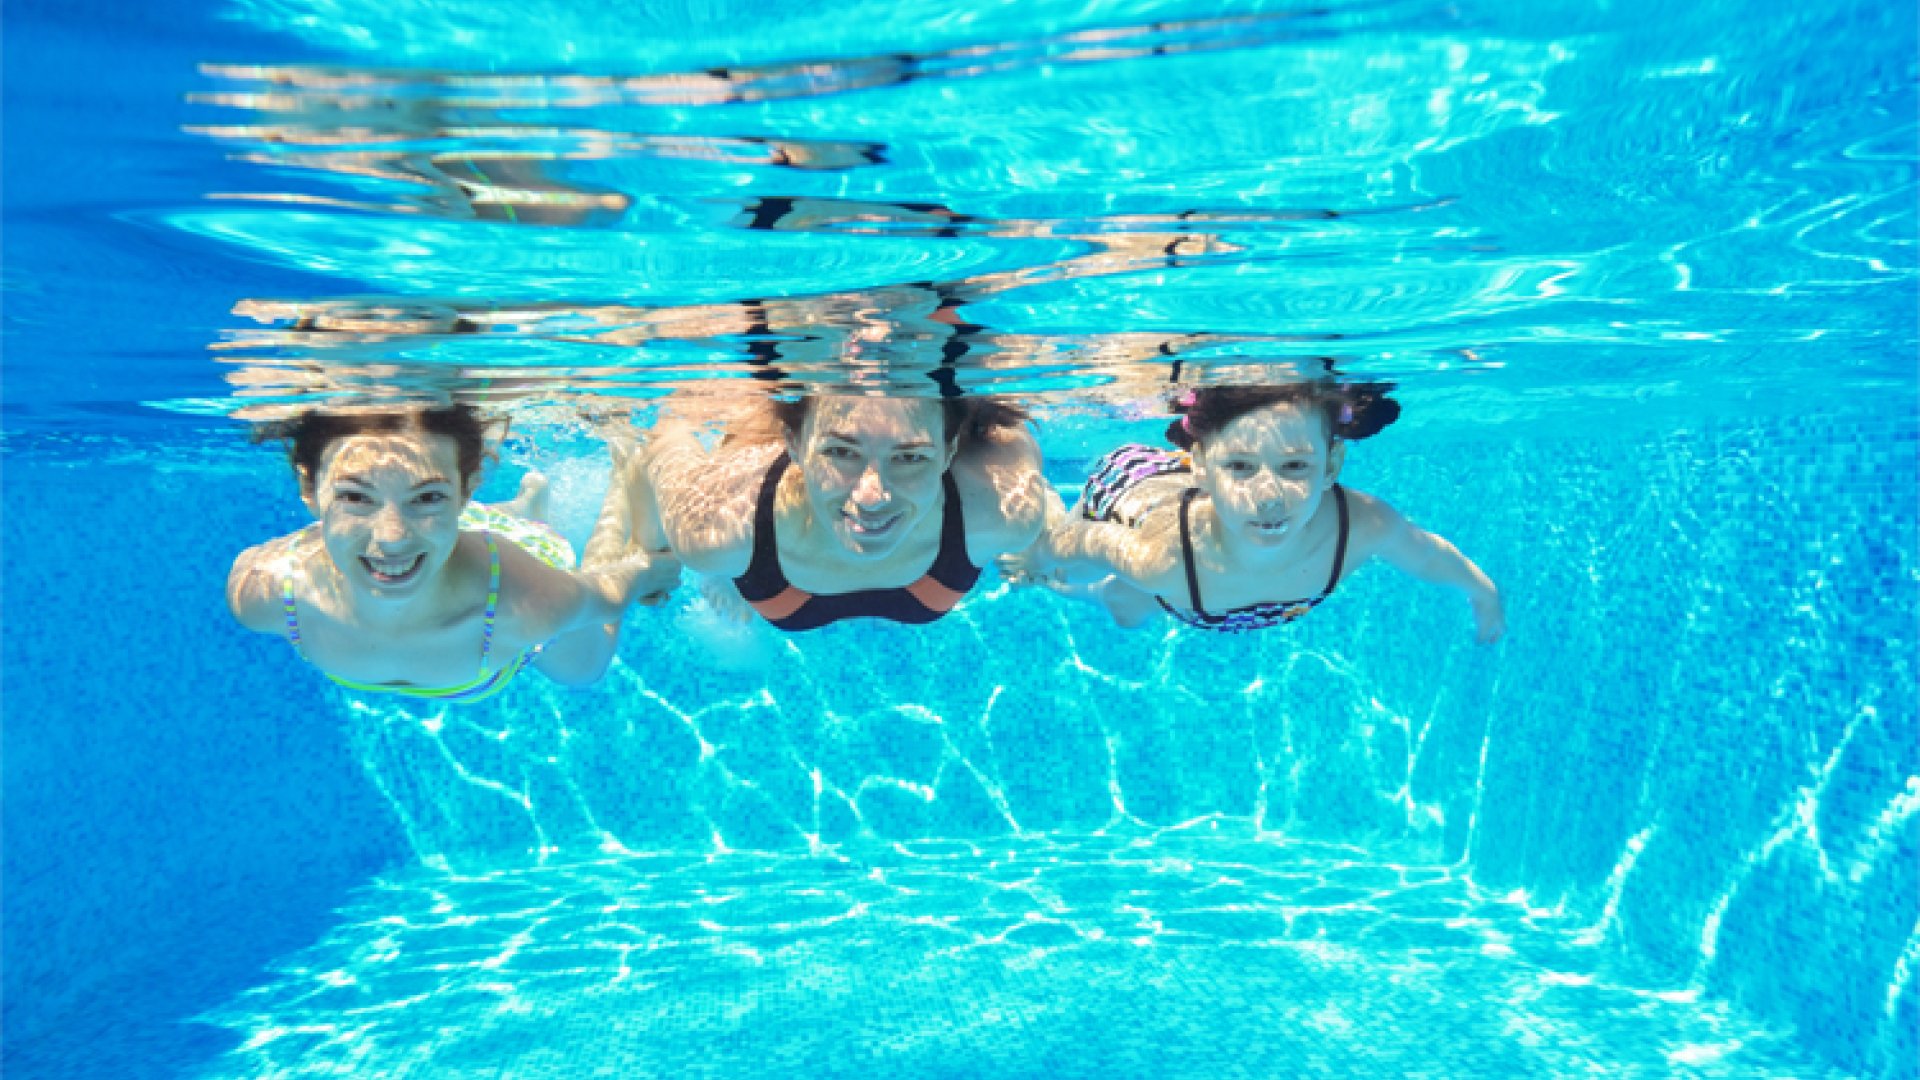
[280,530,537,704]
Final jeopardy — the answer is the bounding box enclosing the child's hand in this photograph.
[995,542,1056,587]
[634,550,682,607]
[1471,587,1506,644]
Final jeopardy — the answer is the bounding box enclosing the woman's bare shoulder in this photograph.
[647,431,782,575]
[951,423,1050,558]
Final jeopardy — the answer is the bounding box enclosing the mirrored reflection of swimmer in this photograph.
[1004,382,1505,642]
[227,406,680,701]
[645,390,1050,632]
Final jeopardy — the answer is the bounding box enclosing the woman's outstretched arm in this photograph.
[643,415,775,578]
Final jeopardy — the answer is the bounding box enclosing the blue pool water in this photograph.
[3,0,1915,1076]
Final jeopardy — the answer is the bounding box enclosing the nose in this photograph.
[1246,470,1283,503]
[371,504,411,544]
[851,465,890,509]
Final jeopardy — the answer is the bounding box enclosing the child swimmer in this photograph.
[1003,383,1505,641]
[228,406,680,701]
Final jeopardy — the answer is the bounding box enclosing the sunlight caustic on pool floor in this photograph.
[192,831,1842,1079]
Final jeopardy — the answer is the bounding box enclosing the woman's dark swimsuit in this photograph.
[1077,443,1350,633]
[733,452,981,632]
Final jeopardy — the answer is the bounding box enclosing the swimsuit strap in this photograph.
[281,576,307,659]
[1177,486,1207,616]
[734,451,794,601]
[925,468,978,586]
[478,530,502,674]
[1321,486,1349,599]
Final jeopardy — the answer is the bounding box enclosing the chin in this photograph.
[361,572,427,598]
[835,508,914,557]
[838,530,904,559]
[353,550,445,597]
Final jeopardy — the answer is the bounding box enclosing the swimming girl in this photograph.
[645,392,1050,632]
[1004,383,1505,641]
[227,406,680,701]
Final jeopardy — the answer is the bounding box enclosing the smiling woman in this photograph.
[225,406,680,700]
[645,391,1049,632]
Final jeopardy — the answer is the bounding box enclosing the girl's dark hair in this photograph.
[769,394,1030,450]
[1165,382,1399,451]
[253,406,495,495]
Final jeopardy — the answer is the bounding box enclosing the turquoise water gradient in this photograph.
[3,0,1916,1076]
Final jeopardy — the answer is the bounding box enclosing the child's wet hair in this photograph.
[1165,382,1400,450]
[254,406,496,495]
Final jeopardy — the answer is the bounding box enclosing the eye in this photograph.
[1221,461,1256,475]
[413,491,452,507]
[1282,460,1312,473]
[821,445,859,461]
[334,489,372,505]
[894,451,933,465]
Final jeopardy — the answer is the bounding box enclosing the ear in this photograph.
[1326,440,1347,482]
[943,434,961,470]
[1187,444,1210,488]
[298,467,322,517]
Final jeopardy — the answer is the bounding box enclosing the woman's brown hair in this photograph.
[732,393,1030,452]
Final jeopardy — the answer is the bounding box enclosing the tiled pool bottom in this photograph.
[190,829,1841,1079]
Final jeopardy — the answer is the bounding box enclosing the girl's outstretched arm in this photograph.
[1368,499,1505,643]
[1001,503,1180,594]
[576,436,681,611]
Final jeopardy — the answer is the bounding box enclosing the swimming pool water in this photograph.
[3,0,1915,1076]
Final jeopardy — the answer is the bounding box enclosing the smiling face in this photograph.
[1191,401,1345,549]
[302,432,473,600]
[785,396,956,560]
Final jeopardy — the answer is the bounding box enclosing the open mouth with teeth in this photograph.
[362,553,426,585]
[1249,520,1291,537]
[843,511,902,540]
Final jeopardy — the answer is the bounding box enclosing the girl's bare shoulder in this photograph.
[227,528,320,631]
[488,535,589,645]
[1334,486,1413,556]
